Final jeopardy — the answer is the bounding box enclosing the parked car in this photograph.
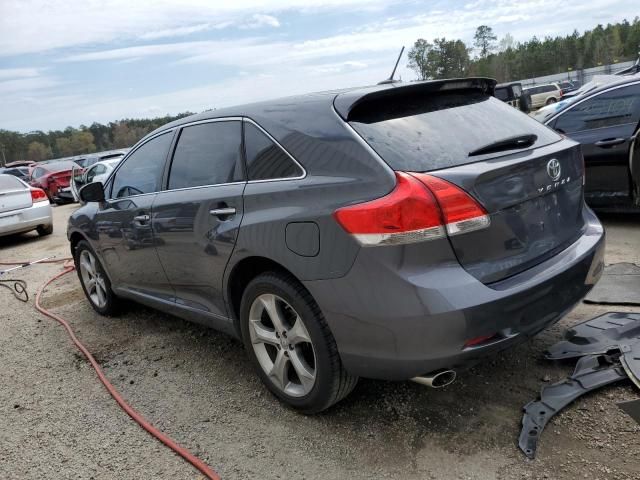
[4,160,35,168]
[0,166,30,181]
[74,149,128,168]
[71,158,121,201]
[543,76,640,209]
[532,75,624,124]
[558,80,579,95]
[523,83,563,109]
[0,174,52,237]
[494,82,531,113]
[29,160,76,204]
[68,78,605,413]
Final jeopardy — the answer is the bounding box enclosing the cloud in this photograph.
[241,14,281,29]
[139,23,221,40]
[0,0,395,56]
[0,76,60,95]
[0,68,41,80]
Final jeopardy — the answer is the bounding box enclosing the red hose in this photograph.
[7,258,221,480]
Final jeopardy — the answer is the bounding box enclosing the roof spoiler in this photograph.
[334,77,497,121]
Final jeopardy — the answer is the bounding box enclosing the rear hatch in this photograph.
[342,82,585,284]
[0,175,32,214]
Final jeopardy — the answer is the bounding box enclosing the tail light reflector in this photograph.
[334,172,489,246]
[30,188,48,203]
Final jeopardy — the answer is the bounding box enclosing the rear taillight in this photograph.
[333,172,444,246]
[410,174,490,236]
[333,172,490,247]
[30,188,48,202]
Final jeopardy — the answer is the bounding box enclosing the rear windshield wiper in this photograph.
[468,134,537,157]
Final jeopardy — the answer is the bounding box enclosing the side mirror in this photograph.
[79,182,105,203]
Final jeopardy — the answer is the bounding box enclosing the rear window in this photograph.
[494,88,509,101]
[0,175,24,190]
[349,91,561,171]
[47,161,75,172]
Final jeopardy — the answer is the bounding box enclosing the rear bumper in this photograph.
[0,201,53,236]
[304,207,605,380]
[53,187,74,203]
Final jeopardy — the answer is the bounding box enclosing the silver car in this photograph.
[0,174,53,237]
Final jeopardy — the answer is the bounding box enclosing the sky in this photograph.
[0,0,637,132]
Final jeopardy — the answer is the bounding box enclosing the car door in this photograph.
[86,164,104,184]
[152,119,246,319]
[550,81,640,206]
[92,130,175,300]
[631,123,640,206]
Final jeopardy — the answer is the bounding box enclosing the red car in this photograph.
[29,161,77,203]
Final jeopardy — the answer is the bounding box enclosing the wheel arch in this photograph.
[69,230,87,258]
[226,256,304,333]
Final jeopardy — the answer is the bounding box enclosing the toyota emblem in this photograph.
[546,159,561,181]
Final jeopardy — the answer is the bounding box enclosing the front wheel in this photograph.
[240,272,358,413]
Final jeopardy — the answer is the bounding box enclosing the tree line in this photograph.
[0,113,193,164]
[408,17,640,82]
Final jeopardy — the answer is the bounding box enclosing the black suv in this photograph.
[69,79,604,412]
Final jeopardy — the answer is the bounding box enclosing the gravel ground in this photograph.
[1,203,639,480]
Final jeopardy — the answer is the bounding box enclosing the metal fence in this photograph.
[518,60,637,87]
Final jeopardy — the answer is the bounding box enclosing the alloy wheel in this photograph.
[248,293,317,397]
[79,249,108,309]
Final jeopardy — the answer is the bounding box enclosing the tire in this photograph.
[546,97,557,105]
[240,272,358,414]
[74,240,121,316]
[36,224,53,236]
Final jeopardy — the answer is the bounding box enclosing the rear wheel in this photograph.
[240,272,358,413]
[36,224,53,236]
[74,240,121,315]
[546,97,557,105]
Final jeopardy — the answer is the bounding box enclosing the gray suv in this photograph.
[68,78,605,413]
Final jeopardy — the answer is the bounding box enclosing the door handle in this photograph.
[209,207,236,217]
[133,214,150,224]
[595,138,626,148]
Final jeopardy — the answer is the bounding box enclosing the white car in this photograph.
[523,83,563,109]
[71,158,122,201]
[0,174,53,237]
[531,75,624,123]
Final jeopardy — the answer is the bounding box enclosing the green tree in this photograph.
[56,137,73,156]
[69,130,96,154]
[26,141,52,161]
[408,38,470,80]
[474,25,497,58]
[408,39,434,80]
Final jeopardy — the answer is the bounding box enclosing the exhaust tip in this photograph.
[411,370,457,389]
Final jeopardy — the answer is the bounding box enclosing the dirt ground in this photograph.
[1,203,639,480]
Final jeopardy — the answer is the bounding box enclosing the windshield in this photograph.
[349,91,561,171]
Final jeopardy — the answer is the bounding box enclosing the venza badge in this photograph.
[538,158,570,194]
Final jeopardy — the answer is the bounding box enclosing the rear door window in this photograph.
[554,83,640,133]
[110,132,173,198]
[349,91,561,171]
[168,121,244,190]
[244,122,303,180]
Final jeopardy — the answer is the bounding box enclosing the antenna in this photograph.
[378,46,404,85]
